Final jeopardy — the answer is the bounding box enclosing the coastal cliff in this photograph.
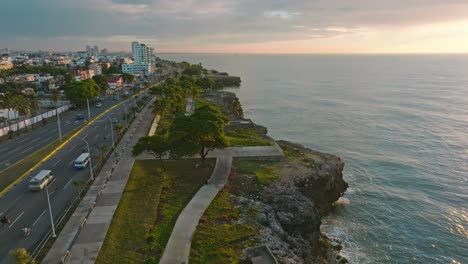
[201,91,349,263]
[233,140,348,264]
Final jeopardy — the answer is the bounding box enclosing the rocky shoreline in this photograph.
[204,90,349,263]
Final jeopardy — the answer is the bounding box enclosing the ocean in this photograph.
[159,54,468,264]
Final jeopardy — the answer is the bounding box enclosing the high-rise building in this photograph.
[86,45,91,56]
[122,41,153,76]
[100,48,108,56]
[93,45,99,56]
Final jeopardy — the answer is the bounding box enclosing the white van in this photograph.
[74,153,90,169]
[28,170,54,191]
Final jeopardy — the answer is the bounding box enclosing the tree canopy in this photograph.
[132,135,169,170]
[92,74,109,92]
[64,79,100,106]
[169,105,227,162]
[121,73,135,83]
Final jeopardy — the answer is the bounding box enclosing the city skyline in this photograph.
[1,0,468,54]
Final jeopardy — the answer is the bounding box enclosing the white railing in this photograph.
[0,104,71,137]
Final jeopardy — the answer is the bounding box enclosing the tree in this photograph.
[96,145,109,163]
[121,73,135,83]
[133,135,169,170]
[64,79,100,107]
[92,75,109,92]
[169,105,227,163]
[10,248,36,264]
[114,123,124,139]
[12,95,29,133]
[130,106,139,118]
[103,65,122,75]
[28,95,40,129]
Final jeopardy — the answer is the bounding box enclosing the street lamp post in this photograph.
[86,98,91,121]
[124,105,128,128]
[77,136,94,180]
[107,117,115,149]
[45,184,57,238]
[56,108,62,142]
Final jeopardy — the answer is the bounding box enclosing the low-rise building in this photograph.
[89,63,102,75]
[107,76,123,92]
[0,61,13,70]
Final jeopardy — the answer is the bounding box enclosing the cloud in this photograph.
[264,10,301,19]
[1,0,468,52]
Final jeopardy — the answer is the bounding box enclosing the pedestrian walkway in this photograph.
[42,99,155,264]
[159,155,232,264]
[159,143,283,264]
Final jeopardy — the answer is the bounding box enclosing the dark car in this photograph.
[76,114,84,120]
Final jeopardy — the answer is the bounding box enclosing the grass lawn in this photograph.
[190,190,257,264]
[96,159,215,264]
[194,97,212,109]
[233,160,281,186]
[225,128,271,147]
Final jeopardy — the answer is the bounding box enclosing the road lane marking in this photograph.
[82,134,88,139]
[63,178,73,190]
[32,209,47,226]
[21,146,34,154]
[70,144,77,151]
[7,149,17,154]
[43,136,53,142]
[68,159,74,166]
[0,84,156,197]
[9,211,24,228]
[52,159,61,167]
[31,137,41,142]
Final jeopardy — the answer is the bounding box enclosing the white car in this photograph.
[96,103,103,108]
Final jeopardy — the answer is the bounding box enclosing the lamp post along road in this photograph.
[56,107,62,141]
[124,105,128,128]
[86,98,91,121]
[45,184,57,238]
[107,117,115,149]
[77,136,94,180]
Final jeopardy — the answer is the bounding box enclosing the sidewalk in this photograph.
[159,143,283,264]
[159,155,232,264]
[42,99,155,264]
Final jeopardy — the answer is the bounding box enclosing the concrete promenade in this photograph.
[42,99,155,264]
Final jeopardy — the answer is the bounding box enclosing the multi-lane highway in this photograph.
[0,86,154,263]
[0,90,128,172]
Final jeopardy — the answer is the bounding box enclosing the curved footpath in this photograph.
[159,144,283,264]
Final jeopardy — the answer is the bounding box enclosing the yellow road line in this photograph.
[0,85,155,197]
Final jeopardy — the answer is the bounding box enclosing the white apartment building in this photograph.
[122,41,153,76]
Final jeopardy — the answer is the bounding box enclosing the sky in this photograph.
[1,0,468,54]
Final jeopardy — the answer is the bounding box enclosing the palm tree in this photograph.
[50,89,60,110]
[28,95,40,129]
[96,145,109,164]
[13,95,30,132]
[114,123,124,139]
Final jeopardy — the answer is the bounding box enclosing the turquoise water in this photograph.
[160,54,468,264]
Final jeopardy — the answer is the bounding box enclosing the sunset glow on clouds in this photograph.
[1,0,468,53]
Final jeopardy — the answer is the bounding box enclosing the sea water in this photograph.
[160,54,468,264]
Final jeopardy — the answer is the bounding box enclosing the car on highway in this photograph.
[74,153,90,169]
[111,118,118,124]
[96,103,103,108]
[28,170,54,191]
[76,113,84,120]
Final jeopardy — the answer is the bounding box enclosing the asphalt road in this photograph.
[0,90,130,172]
[0,88,153,263]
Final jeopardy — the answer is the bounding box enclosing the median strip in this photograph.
[0,85,154,197]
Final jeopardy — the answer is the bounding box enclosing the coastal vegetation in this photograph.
[225,128,272,147]
[96,159,214,264]
[190,190,257,264]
